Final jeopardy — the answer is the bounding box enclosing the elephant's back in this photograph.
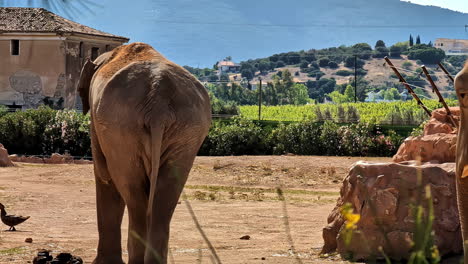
[98,42,167,79]
[90,50,210,131]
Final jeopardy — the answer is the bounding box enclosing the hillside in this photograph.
[236,55,454,99]
[123,0,468,67]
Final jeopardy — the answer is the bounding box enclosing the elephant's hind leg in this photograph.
[92,131,125,264]
[145,150,199,264]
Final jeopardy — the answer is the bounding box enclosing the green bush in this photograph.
[42,110,91,156]
[199,118,268,156]
[0,106,56,155]
[0,108,403,157]
[335,70,353,76]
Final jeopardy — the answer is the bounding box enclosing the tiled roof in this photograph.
[218,61,240,67]
[0,7,128,41]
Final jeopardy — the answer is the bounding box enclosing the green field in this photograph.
[239,99,458,125]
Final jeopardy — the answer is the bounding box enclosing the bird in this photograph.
[0,203,30,231]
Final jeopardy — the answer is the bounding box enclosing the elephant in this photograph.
[77,42,211,264]
[456,60,468,263]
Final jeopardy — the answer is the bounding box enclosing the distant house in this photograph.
[217,60,241,74]
[434,38,468,55]
[365,90,408,102]
[0,7,129,109]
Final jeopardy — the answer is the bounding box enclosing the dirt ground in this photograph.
[1,155,456,263]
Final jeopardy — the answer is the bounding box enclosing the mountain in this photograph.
[2,0,468,67]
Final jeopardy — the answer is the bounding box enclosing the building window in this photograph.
[91,47,99,60]
[441,43,444,46]
[79,42,84,58]
[11,39,19,55]
[105,45,110,52]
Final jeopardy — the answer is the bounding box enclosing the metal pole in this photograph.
[438,62,454,83]
[384,56,432,117]
[354,55,357,103]
[421,65,458,127]
[258,77,262,121]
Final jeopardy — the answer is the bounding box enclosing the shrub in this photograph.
[402,61,412,69]
[335,70,353,76]
[42,110,91,156]
[199,118,267,156]
[328,61,339,69]
[269,121,323,155]
[0,106,56,155]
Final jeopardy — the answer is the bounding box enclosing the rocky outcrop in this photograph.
[393,107,459,163]
[8,153,92,164]
[0,144,14,167]
[392,133,457,163]
[322,161,462,261]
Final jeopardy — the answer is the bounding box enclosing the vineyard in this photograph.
[239,99,458,124]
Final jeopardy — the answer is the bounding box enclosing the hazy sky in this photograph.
[1,0,467,67]
[402,0,468,14]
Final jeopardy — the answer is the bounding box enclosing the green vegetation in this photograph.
[239,99,457,124]
[199,118,403,157]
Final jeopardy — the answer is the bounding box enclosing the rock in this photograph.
[393,107,460,163]
[0,144,14,167]
[240,235,251,240]
[393,133,456,163]
[25,237,33,243]
[45,153,73,164]
[423,107,459,136]
[321,161,462,261]
[73,159,93,165]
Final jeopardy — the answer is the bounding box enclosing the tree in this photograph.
[352,43,373,60]
[328,61,339,69]
[383,88,401,100]
[300,61,309,69]
[373,46,389,58]
[416,35,421,45]
[407,44,446,64]
[409,35,414,46]
[389,45,402,57]
[241,69,254,80]
[344,84,355,102]
[224,56,232,61]
[303,52,316,63]
[344,56,365,68]
[318,58,330,67]
[375,40,386,48]
[220,73,229,82]
[328,91,348,104]
[288,83,310,105]
[258,60,270,73]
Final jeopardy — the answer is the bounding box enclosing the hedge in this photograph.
[0,108,403,157]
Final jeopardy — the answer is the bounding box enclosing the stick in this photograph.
[384,57,432,117]
[421,66,458,127]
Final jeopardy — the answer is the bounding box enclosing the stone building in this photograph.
[0,7,129,109]
[434,38,468,55]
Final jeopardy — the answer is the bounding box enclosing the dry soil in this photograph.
[0,155,431,263]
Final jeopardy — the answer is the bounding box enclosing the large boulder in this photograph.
[0,144,14,167]
[322,161,462,260]
[392,133,456,163]
[393,107,459,163]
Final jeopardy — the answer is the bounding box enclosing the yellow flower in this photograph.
[340,203,360,230]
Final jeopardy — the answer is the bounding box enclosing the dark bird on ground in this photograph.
[0,203,30,231]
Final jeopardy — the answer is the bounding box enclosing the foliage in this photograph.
[0,106,56,155]
[239,99,457,124]
[335,70,353,76]
[407,44,445,65]
[42,109,91,156]
[269,120,402,156]
[199,118,268,155]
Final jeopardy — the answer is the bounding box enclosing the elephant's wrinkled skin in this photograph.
[456,60,468,263]
[77,42,211,264]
